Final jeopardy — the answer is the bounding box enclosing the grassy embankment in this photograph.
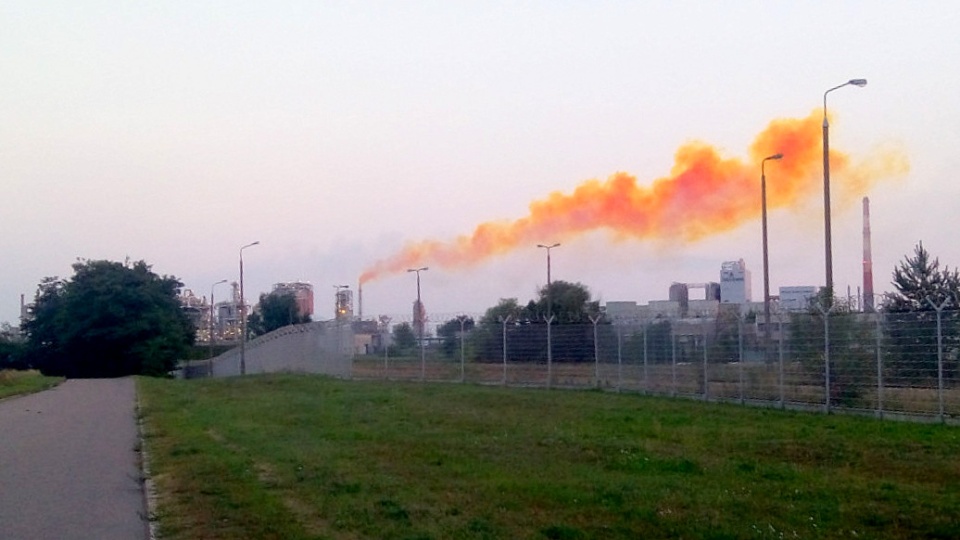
[0,369,62,399]
[138,374,960,540]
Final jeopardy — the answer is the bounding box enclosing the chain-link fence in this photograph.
[352,308,960,423]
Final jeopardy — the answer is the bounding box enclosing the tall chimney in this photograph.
[863,197,874,311]
[358,281,363,320]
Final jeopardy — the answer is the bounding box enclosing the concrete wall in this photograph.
[182,320,353,379]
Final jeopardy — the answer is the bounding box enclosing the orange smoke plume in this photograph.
[360,109,907,284]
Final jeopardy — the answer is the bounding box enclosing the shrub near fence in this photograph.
[353,309,960,423]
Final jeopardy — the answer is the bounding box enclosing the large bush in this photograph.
[21,259,195,377]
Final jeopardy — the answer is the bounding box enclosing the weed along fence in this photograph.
[352,309,960,424]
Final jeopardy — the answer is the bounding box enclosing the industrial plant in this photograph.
[181,281,316,344]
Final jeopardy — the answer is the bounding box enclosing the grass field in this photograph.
[138,374,960,539]
[0,369,62,399]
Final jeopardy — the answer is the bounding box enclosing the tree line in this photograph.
[2,242,958,378]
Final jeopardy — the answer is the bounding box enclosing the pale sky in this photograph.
[3,1,959,325]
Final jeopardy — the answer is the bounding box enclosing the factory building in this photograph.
[779,286,818,312]
[720,259,752,305]
[272,282,314,318]
[669,282,720,318]
[335,287,354,321]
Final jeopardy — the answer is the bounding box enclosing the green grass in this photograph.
[0,369,63,399]
[138,374,960,539]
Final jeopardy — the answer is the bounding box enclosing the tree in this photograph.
[437,316,474,357]
[532,280,603,324]
[21,260,195,377]
[0,322,27,370]
[470,283,607,364]
[247,292,311,337]
[390,322,417,355]
[882,242,960,382]
[480,298,528,325]
[885,242,960,312]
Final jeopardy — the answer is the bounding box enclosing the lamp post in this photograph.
[536,243,561,318]
[239,241,260,375]
[822,78,867,301]
[209,279,228,364]
[407,267,429,380]
[537,243,560,389]
[761,153,783,363]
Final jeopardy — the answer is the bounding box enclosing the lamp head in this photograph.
[766,153,784,161]
[849,79,867,87]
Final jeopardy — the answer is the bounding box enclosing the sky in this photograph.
[2,1,959,325]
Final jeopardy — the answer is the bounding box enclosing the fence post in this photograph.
[591,315,602,388]
[643,322,649,395]
[738,313,744,405]
[458,315,467,383]
[926,297,950,423]
[616,322,623,393]
[815,302,834,414]
[420,317,427,382]
[382,317,391,381]
[702,320,709,402]
[671,333,677,398]
[500,316,511,386]
[777,312,784,409]
[875,311,883,420]
[546,315,555,389]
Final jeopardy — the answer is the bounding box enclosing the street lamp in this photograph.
[537,243,560,389]
[209,279,228,363]
[822,78,867,300]
[239,241,260,375]
[407,267,429,380]
[761,153,783,362]
[536,243,561,318]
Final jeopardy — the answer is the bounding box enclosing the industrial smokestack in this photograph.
[863,197,874,311]
[358,281,363,320]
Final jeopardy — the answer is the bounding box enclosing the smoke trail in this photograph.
[360,110,907,284]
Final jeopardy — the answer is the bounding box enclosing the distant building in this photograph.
[720,259,752,305]
[669,283,690,316]
[641,300,681,319]
[178,289,205,330]
[669,282,720,318]
[217,302,239,338]
[605,301,640,321]
[688,299,719,318]
[335,288,353,320]
[779,286,817,312]
[273,282,314,317]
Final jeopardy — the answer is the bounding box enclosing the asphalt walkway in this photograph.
[0,378,147,540]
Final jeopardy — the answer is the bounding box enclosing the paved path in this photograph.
[0,378,147,540]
